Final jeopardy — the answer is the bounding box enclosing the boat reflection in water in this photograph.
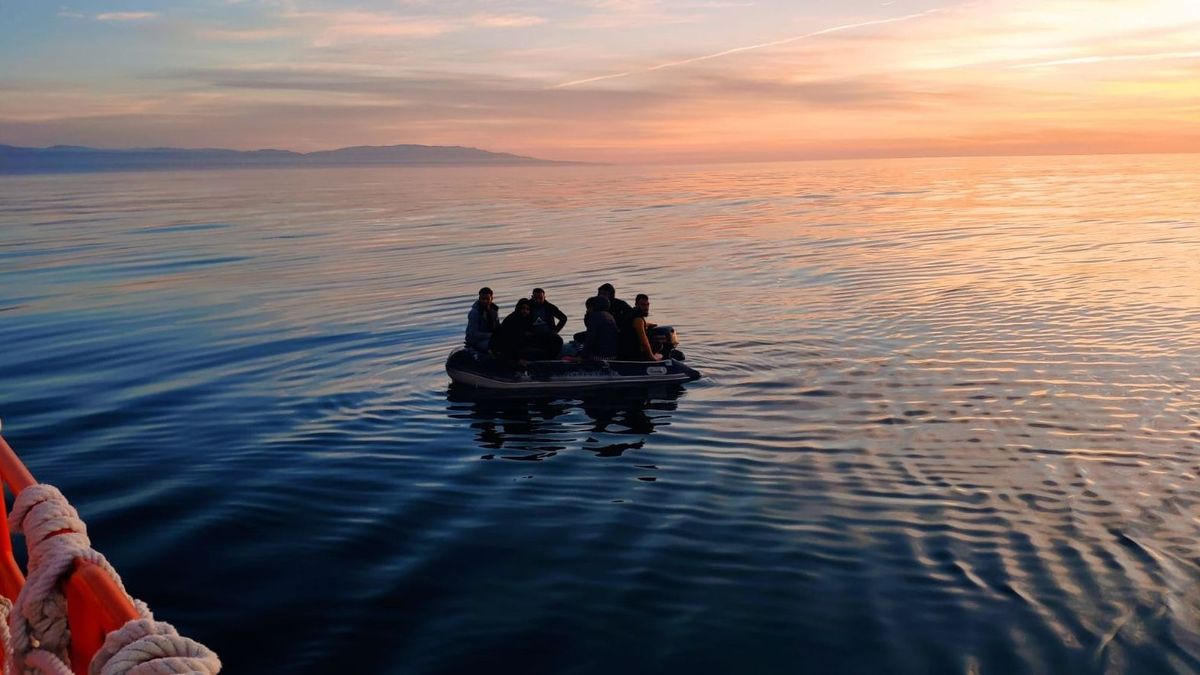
[445,384,687,461]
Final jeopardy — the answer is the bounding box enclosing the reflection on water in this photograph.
[446,384,685,460]
[1,155,1199,674]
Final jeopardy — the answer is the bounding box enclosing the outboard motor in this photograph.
[649,326,684,360]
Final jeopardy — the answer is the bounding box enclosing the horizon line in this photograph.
[3,142,1199,172]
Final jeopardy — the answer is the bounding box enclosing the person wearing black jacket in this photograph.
[583,296,619,359]
[490,298,536,364]
[529,287,568,358]
[596,283,632,326]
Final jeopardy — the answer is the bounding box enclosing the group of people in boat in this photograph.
[465,283,668,364]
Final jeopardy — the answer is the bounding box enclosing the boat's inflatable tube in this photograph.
[446,349,701,390]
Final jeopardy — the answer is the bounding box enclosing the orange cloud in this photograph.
[9,0,1200,162]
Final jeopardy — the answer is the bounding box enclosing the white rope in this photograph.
[91,619,218,675]
[4,485,220,675]
[0,596,13,675]
[22,652,70,675]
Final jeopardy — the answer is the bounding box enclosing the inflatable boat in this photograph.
[446,349,702,390]
[449,324,702,390]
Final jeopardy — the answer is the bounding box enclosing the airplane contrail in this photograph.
[1012,50,1200,69]
[552,9,941,89]
[555,71,635,88]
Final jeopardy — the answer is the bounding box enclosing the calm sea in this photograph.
[1,155,1198,674]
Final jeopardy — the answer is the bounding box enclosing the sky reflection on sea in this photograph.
[1,154,1198,673]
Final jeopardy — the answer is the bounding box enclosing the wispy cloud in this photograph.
[13,0,1200,161]
[682,1,756,7]
[95,11,160,22]
[280,10,457,42]
[553,9,942,87]
[263,8,549,46]
[647,10,941,71]
[679,73,971,109]
[194,26,297,41]
[565,0,708,29]
[573,0,660,10]
[470,13,548,28]
[1012,50,1200,69]
[898,0,1200,71]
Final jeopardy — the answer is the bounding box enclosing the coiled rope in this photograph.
[0,485,220,675]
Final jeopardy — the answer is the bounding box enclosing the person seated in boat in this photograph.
[529,287,568,358]
[570,296,596,348]
[618,294,663,361]
[490,298,537,364]
[596,283,632,326]
[583,295,619,359]
[464,286,499,352]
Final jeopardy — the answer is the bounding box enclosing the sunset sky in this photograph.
[2,0,1199,162]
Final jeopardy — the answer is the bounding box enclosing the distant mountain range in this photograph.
[0,144,571,174]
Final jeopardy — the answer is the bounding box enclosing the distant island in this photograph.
[0,144,572,174]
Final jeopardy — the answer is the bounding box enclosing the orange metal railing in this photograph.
[0,432,140,675]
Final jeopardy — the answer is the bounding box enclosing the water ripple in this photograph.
[1,156,1199,674]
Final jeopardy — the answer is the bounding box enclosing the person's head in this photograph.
[531,288,546,304]
[597,283,615,299]
[635,293,650,315]
[585,296,596,312]
[478,287,493,304]
[515,298,532,315]
[593,296,610,313]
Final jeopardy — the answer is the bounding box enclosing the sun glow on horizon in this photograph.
[2,0,1199,162]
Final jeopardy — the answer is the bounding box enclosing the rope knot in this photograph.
[1,484,219,675]
[90,619,220,675]
[10,486,89,558]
